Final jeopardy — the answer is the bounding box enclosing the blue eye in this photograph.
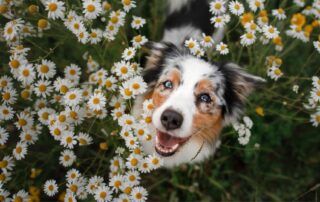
[163,80,173,89]
[199,93,211,103]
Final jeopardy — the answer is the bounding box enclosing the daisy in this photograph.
[44,179,58,197]
[18,63,35,85]
[59,149,76,167]
[9,54,28,79]
[104,76,118,91]
[45,0,65,20]
[68,18,85,34]
[126,76,147,95]
[13,141,28,160]
[66,105,85,125]
[15,112,33,130]
[126,154,142,169]
[49,123,64,140]
[88,92,106,111]
[111,107,125,120]
[130,187,148,202]
[311,88,320,102]
[83,0,102,19]
[92,108,108,119]
[131,35,148,48]
[0,104,14,121]
[116,194,130,202]
[244,21,260,33]
[77,132,93,146]
[142,99,154,113]
[272,8,286,20]
[38,18,51,30]
[120,182,133,195]
[0,127,9,145]
[20,129,38,145]
[131,16,146,29]
[1,87,17,105]
[294,0,305,7]
[36,59,56,79]
[110,96,125,109]
[114,60,134,80]
[0,75,13,90]
[77,30,89,44]
[216,42,229,55]
[0,188,10,200]
[210,15,226,28]
[0,155,14,173]
[310,112,320,127]
[185,38,200,54]
[3,19,24,41]
[89,28,103,44]
[125,135,139,149]
[228,1,244,16]
[267,66,283,81]
[109,11,126,27]
[87,176,105,194]
[209,0,226,15]
[94,185,113,202]
[61,131,77,149]
[64,192,76,202]
[313,40,320,53]
[118,114,135,130]
[11,190,28,202]
[109,174,124,191]
[248,0,265,12]
[34,80,52,98]
[64,89,83,106]
[139,159,152,173]
[125,170,140,186]
[240,32,256,46]
[262,25,279,39]
[122,47,136,61]
[54,77,73,94]
[200,34,214,48]
[312,76,320,89]
[122,0,136,12]
[147,154,163,169]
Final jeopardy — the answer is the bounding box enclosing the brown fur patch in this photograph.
[152,68,181,108]
[194,79,217,114]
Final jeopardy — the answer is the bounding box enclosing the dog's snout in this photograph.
[160,109,183,130]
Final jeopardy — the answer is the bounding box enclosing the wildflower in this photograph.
[114,60,134,80]
[45,0,65,20]
[294,0,305,7]
[0,155,14,173]
[77,132,93,145]
[147,154,163,169]
[240,32,256,46]
[131,16,146,29]
[200,33,214,48]
[94,185,113,202]
[12,190,29,202]
[65,64,81,80]
[44,179,58,197]
[64,89,83,106]
[18,64,35,85]
[83,0,102,19]
[126,154,142,169]
[20,130,38,145]
[132,35,148,48]
[109,174,124,191]
[272,8,286,20]
[38,19,51,30]
[61,131,77,149]
[312,76,320,89]
[240,12,254,25]
[125,170,140,186]
[0,127,9,145]
[209,0,226,15]
[262,25,279,39]
[0,75,13,90]
[126,76,147,95]
[34,80,52,98]
[2,87,17,105]
[59,149,76,167]
[216,42,229,55]
[54,78,73,94]
[248,0,265,12]
[89,28,103,44]
[293,85,299,93]
[310,111,320,127]
[313,40,320,53]
[36,59,56,79]
[122,47,136,61]
[88,92,106,111]
[130,186,148,202]
[210,15,227,28]
[311,88,320,102]
[228,1,244,16]
[104,76,118,91]
[3,19,24,41]
[0,104,14,121]
[13,141,28,160]
[125,135,139,149]
[118,114,135,130]
[122,0,136,12]
[15,112,34,130]
[267,66,283,80]
[185,38,199,54]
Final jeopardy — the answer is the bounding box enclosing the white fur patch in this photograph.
[162,26,202,47]
[167,0,192,14]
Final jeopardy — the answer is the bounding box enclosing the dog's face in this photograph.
[135,42,264,167]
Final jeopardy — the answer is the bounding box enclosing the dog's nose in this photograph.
[161,109,183,130]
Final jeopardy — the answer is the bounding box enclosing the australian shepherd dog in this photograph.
[133,0,265,167]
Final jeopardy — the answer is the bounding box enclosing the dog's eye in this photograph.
[163,80,173,89]
[199,93,211,103]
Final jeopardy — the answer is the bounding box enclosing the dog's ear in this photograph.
[142,42,180,85]
[218,62,266,124]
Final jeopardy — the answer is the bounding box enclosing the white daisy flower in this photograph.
[125,170,140,186]
[0,75,13,90]
[77,30,89,44]
[94,185,113,202]
[267,66,283,81]
[131,35,148,48]
[125,135,139,149]
[147,154,163,169]
[34,80,52,98]
[0,187,10,200]
[262,25,279,39]
[64,192,76,202]
[209,0,226,15]
[19,129,38,145]
[9,54,27,79]
[185,38,200,54]
[200,34,214,48]
[88,92,106,111]
[312,76,320,89]
[11,190,28,202]
[122,47,136,61]
[216,42,229,55]
[130,186,148,202]
[313,40,320,54]
[109,174,124,192]
[109,10,126,27]
[87,176,105,194]
[125,76,147,95]
[18,63,35,85]
[44,179,58,197]
[228,1,244,16]
[0,104,14,121]
[294,0,305,7]
[77,132,93,146]
[65,64,81,80]
[111,107,125,120]
[104,76,118,91]
[248,0,265,12]
[114,60,134,80]
[0,155,14,173]
[45,0,65,20]
[36,59,56,79]
[126,154,142,169]
[3,19,24,41]
[89,28,103,44]
[64,89,83,106]
[118,114,135,130]
[116,194,130,202]
[13,141,28,160]
[59,149,76,167]
[244,21,261,33]
[210,15,226,28]
[310,112,320,127]
[61,131,77,149]
[1,87,17,105]
[240,32,256,46]
[83,0,102,19]
[131,16,146,29]
[54,77,73,94]
[122,0,136,12]
[272,8,286,20]
[311,88,320,102]
[0,127,9,146]
[15,112,34,130]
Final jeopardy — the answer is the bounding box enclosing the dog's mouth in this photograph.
[155,130,190,157]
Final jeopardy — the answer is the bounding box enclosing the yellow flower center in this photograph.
[317,90,320,97]
[120,66,128,74]
[114,180,121,188]
[25,133,32,141]
[70,111,78,119]
[18,119,27,126]
[124,88,132,96]
[66,136,73,144]
[38,19,48,29]
[126,119,133,125]
[204,36,211,43]
[111,16,119,24]
[145,116,152,123]
[69,184,78,193]
[115,111,122,118]
[214,3,221,9]
[268,27,275,33]
[69,94,76,100]
[138,129,144,136]
[48,3,57,11]
[73,23,80,30]
[40,65,49,73]
[14,196,23,202]
[234,4,240,10]
[135,193,142,199]
[133,148,141,154]
[2,92,10,100]
[278,8,284,14]
[123,0,131,6]
[60,85,68,94]
[105,80,112,88]
[2,109,9,115]
[64,155,70,161]
[93,97,100,104]
[274,68,282,76]
[79,138,87,145]
[15,146,22,154]
[39,84,47,92]
[134,35,142,42]
[123,187,132,194]
[152,158,159,165]
[246,32,254,39]
[132,83,140,90]
[129,175,135,181]
[10,60,20,69]
[0,160,8,168]
[87,4,95,12]
[22,69,30,77]
[99,191,107,199]
[58,114,66,122]
[6,27,12,34]
[316,115,320,123]
[130,158,138,166]
[41,112,49,120]
[0,4,8,14]
[28,5,38,14]
[188,42,195,49]
[48,185,54,191]
[54,128,61,136]
[91,32,97,38]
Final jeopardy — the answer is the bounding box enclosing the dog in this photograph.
[133,0,265,167]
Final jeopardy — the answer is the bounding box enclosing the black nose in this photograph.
[161,109,183,130]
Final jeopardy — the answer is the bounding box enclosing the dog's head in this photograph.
[137,42,265,167]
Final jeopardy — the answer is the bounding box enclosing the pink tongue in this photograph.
[157,131,183,148]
